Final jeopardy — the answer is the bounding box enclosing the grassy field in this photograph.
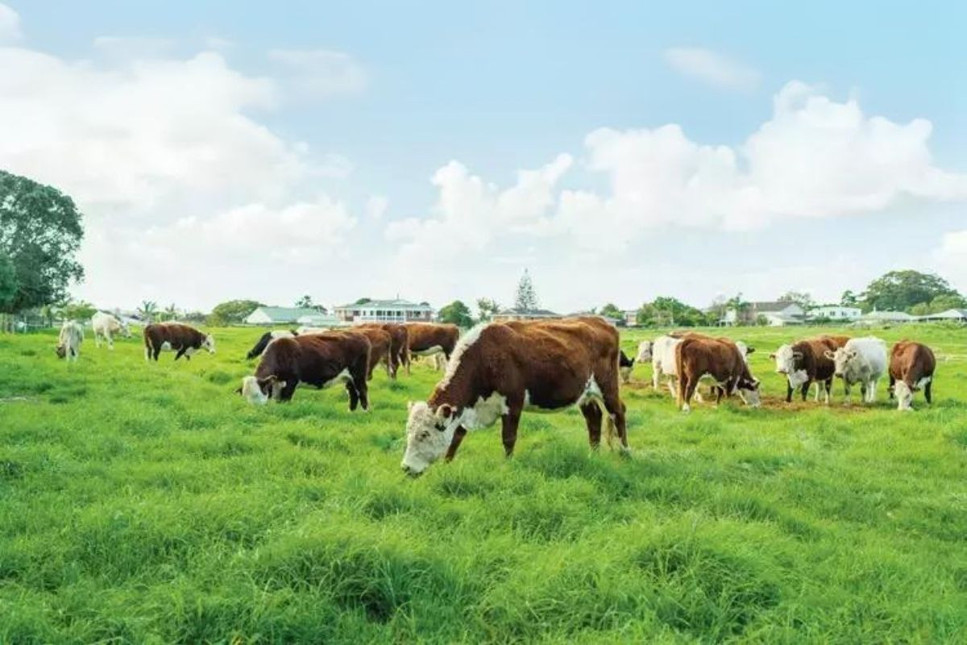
[1,323,966,643]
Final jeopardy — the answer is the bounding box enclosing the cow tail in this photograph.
[675,340,686,408]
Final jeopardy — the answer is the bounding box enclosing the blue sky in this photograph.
[2,1,965,312]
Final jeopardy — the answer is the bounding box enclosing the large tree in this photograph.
[599,303,623,319]
[295,294,326,312]
[437,300,474,328]
[0,253,16,311]
[514,269,539,311]
[476,298,500,322]
[778,290,815,310]
[208,299,263,326]
[861,270,961,312]
[60,300,97,322]
[0,170,85,313]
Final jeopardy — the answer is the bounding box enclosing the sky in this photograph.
[1,1,966,313]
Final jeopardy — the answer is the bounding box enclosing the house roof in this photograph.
[917,309,967,320]
[495,308,562,318]
[749,301,802,313]
[861,310,915,321]
[334,298,432,310]
[248,307,321,322]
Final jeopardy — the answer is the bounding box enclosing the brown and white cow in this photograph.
[888,341,936,411]
[675,336,761,412]
[403,322,460,374]
[769,336,843,403]
[143,323,215,361]
[355,323,407,378]
[238,332,371,410]
[348,326,394,380]
[401,317,627,476]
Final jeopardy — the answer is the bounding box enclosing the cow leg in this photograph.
[603,395,628,450]
[279,381,298,402]
[501,407,522,457]
[404,350,412,375]
[107,332,114,350]
[95,333,101,348]
[580,402,603,449]
[925,380,933,404]
[345,381,360,410]
[843,382,852,405]
[445,426,468,462]
[800,380,810,402]
[665,376,677,398]
[356,377,369,411]
[823,379,832,404]
[888,374,896,400]
[174,347,186,361]
[652,362,662,390]
[785,381,793,403]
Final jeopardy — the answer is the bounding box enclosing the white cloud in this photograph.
[663,47,760,90]
[934,230,967,292]
[0,3,21,43]
[366,195,388,221]
[93,36,176,60]
[268,49,367,100]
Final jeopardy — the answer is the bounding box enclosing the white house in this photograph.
[858,310,916,324]
[333,299,434,324]
[492,308,563,322]
[808,305,862,322]
[723,301,805,326]
[916,309,967,323]
[244,307,323,325]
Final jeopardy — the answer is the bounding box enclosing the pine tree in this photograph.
[514,269,539,311]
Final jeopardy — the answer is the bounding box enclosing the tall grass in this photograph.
[0,324,965,642]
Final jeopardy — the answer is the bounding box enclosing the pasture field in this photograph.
[1,324,966,643]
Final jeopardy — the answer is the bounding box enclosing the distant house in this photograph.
[244,306,323,325]
[566,311,624,327]
[623,310,638,327]
[858,310,916,324]
[724,301,805,326]
[333,299,434,324]
[917,308,967,323]
[297,313,348,328]
[492,308,563,322]
[808,305,862,322]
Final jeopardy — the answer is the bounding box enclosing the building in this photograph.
[492,308,563,322]
[244,306,323,325]
[857,310,916,324]
[916,309,967,323]
[333,299,434,324]
[808,305,862,322]
[723,301,805,326]
[297,313,348,328]
[623,310,639,327]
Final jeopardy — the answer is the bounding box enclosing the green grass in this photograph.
[1,324,966,643]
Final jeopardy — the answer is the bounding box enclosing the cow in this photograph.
[824,337,887,404]
[238,332,371,410]
[56,320,83,362]
[650,333,754,398]
[619,350,635,384]
[246,329,297,359]
[675,336,761,412]
[348,326,394,380]
[400,317,627,476]
[355,323,407,378]
[143,322,215,361]
[91,312,131,349]
[769,336,842,404]
[403,322,460,374]
[888,341,936,411]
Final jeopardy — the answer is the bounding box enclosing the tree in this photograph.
[476,298,500,322]
[636,297,708,327]
[599,303,623,320]
[208,299,262,326]
[0,170,85,313]
[354,297,372,305]
[861,270,961,312]
[778,290,815,311]
[514,269,539,311]
[138,300,158,323]
[437,300,474,328]
[295,295,325,312]
[726,293,751,325]
[61,300,97,322]
[910,293,967,316]
[840,290,859,308]
[0,253,16,311]
[161,303,178,321]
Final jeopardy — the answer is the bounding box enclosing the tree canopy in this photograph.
[861,270,962,312]
[0,170,85,312]
[637,296,710,327]
[437,300,474,328]
[778,291,815,310]
[514,269,539,311]
[598,303,623,319]
[208,299,263,326]
[296,295,326,312]
[476,298,500,322]
[0,253,16,311]
[60,300,97,322]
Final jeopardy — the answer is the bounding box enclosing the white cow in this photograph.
[825,337,887,404]
[91,312,131,349]
[56,320,84,362]
[650,334,754,398]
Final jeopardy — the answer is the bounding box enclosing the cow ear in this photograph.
[768,352,776,359]
[746,347,756,355]
[436,404,454,420]
[823,350,835,360]
[792,351,803,360]
[234,386,243,395]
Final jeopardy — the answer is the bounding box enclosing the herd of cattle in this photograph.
[53,313,937,476]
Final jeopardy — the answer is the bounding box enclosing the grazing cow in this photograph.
[246,329,297,359]
[675,336,761,412]
[651,333,754,398]
[889,341,936,411]
[825,337,887,404]
[238,332,371,410]
[91,312,131,349]
[401,317,628,476]
[56,320,83,362]
[619,350,635,384]
[143,323,215,361]
[348,326,394,380]
[403,322,460,374]
[356,323,407,378]
[769,336,841,404]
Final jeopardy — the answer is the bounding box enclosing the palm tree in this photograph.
[163,303,178,321]
[138,300,157,323]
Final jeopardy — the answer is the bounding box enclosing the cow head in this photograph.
[119,319,132,338]
[619,351,635,384]
[736,376,762,407]
[825,347,856,377]
[238,375,285,404]
[735,341,755,363]
[401,401,460,476]
[894,381,914,411]
[635,340,653,363]
[770,344,807,386]
[202,334,216,354]
[55,344,66,359]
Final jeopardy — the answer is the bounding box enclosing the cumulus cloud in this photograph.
[365,195,388,221]
[663,47,760,90]
[934,230,967,292]
[0,3,21,43]
[268,49,367,100]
